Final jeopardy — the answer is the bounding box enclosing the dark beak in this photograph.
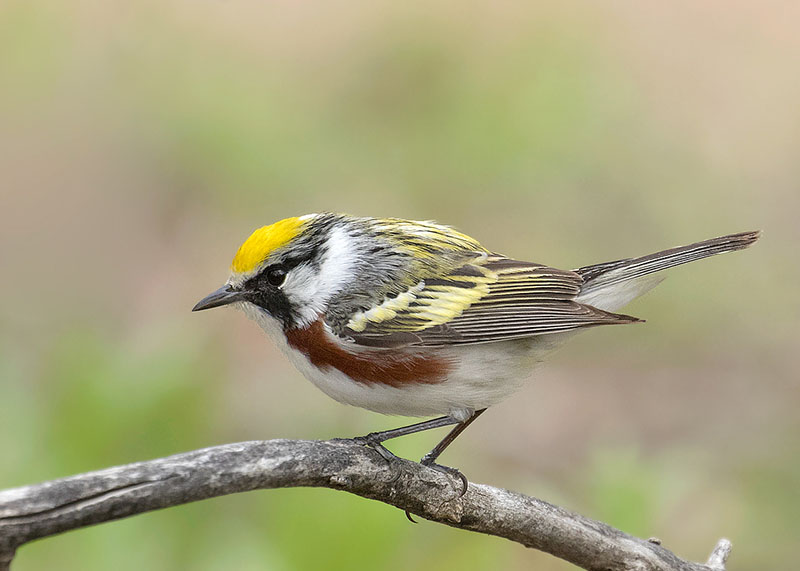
[192,285,246,312]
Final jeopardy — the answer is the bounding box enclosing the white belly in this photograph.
[240,300,570,420]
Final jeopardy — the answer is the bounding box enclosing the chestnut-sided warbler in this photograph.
[194,213,759,479]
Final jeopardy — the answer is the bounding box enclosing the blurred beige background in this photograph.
[1,1,798,570]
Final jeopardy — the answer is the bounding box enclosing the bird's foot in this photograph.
[403,457,469,523]
[420,456,469,497]
[350,433,400,464]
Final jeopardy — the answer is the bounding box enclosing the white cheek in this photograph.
[315,226,356,294]
[282,226,357,326]
[283,265,326,325]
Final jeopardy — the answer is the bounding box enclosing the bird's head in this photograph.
[192,213,357,329]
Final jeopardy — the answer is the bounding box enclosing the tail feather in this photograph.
[575,230,761,311]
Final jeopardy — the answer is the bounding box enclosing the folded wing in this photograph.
[340,256,640,348]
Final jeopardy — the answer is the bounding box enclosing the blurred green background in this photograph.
[1,1,797,569]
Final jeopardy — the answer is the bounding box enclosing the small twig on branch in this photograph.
[0,439,730,571]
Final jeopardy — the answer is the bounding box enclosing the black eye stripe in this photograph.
[281,257,306,271]
[243,243,320,293]
[244,263,287,291]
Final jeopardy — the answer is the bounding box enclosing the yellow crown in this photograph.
[231,216,308,274]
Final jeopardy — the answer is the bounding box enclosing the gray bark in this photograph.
[0,439,731,571]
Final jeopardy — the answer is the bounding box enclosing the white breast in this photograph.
[239,301,570,421]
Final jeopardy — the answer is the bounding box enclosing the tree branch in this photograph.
[0,439,730,571]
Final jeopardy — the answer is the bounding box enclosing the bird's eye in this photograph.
[265,265,287,287]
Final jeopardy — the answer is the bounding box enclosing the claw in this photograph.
[420,460,469,497]
[352,434,399,464]
[341,411,485,525]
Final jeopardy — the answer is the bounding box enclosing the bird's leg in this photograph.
[419,408,487,496]
[351,415,461,462]
[349,410,488,523]
[401,409,488,522]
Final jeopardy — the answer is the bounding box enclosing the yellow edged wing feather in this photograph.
[342,256,640,347]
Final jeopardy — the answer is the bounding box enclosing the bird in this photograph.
[193,213,759,485]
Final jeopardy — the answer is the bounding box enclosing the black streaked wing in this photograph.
[342,256,640,348]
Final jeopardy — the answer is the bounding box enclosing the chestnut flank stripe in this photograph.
[286,320,450,387]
